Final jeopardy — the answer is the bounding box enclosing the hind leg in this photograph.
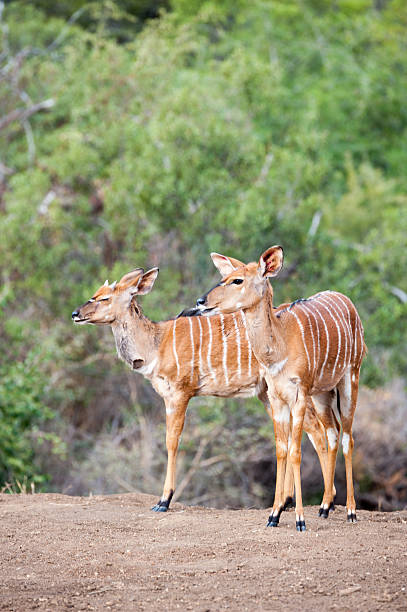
[282,396,335,511]
[337,367,359,522]
[303,396,337,500]
[312,391,340,518]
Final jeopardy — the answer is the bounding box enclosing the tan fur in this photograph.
[198,247,366,528]
[73,268,332,510]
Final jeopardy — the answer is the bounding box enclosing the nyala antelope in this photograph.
[72,267,334,513]
[195,247,366,531]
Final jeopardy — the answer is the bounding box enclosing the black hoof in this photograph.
[282,496,295,511]
[296,520,306,532]
[151,503,168,512]
[347,511,357,523]
[151,490,173,513]
[267,508,282,527]
[318,501,335,519]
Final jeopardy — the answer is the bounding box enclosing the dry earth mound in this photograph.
[0,493,406,611]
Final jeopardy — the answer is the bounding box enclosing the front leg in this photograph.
[290,391,307,531]
[151,396,188,513]
[258,384,295,512]
[265,390,290,527]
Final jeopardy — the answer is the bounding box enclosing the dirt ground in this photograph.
[0,493,406,611]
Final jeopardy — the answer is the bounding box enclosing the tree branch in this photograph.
[0,98,54,132]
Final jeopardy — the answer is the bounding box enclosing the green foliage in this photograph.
[0,350,58,486]
[0,0,406,498]
[19,0,170,42]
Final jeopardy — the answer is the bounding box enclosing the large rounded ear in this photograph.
[118,268,145,290]
[258,246,284,278]
[210,252,244,277]
[135,267,159,295]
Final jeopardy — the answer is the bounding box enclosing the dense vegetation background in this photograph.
[1,0,406,509]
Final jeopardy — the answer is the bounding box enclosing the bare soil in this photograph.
[0,493,406,611]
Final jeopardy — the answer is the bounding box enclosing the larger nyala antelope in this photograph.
[195,246,366,531]
[72,267,334,513]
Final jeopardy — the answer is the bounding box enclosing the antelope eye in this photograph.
[99,297,111,302]
[231,279,243,285]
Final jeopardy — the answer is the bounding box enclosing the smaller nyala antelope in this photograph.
[72,267,333,513]
[195,247,366,531]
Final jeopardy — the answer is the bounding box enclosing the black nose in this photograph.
[72,310,79,319]
[196,297,206,307]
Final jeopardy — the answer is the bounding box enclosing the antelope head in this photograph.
[72,267,159,325]
[196,246,284,315]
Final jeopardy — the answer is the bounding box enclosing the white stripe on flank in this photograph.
[206,317,216,382]
[310,303,330,381]
[321,295,348,370]
[353,313,359,363]
[220,313,229,385]
[334,296,352,368]
[232,313,241,378]
[328,294,352,366]
[297,304,316,374]
[288,310,311,373]
[197,316,204,376]
[330,292,353,365]
[316,298,341,378]
[301,302,320,375]
[173,319,180,376]
[240,310,252,377]
[188,317,195,383]
[357,318,364,367]
[331,292,352,332]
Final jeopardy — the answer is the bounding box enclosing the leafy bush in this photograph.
[0,351,59,486]
[0,0,406,504]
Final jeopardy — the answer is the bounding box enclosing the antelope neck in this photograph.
[243,286,286,369]
[111,305,162,373]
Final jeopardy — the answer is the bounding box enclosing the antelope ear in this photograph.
[210,252,243,277]
[118,268,145,290]
[135,267,159,295]
[227,255,245,269]
[258,246,284,278]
